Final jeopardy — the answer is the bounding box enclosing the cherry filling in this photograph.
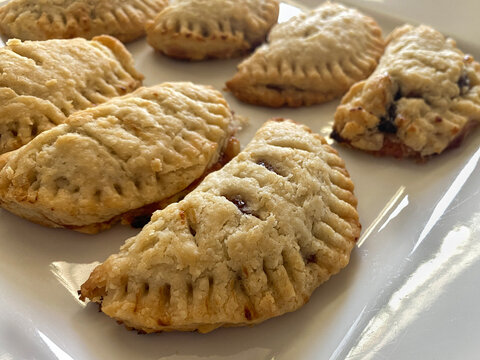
[266,84,285,92]
[226,195,253,215]
[378,103,398,134]
[257,160,276,172]
[131,214,152,228]
[244,307,252,320]
[394,90,402,101]
[330,128,344,142]
[256,159,285,177]
[305,254,317,264]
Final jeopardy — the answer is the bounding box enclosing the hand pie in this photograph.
[145,0,279,60]
[0,82,239,234]
[0,36,143,155]
[226,2,384,107]
[0,0,168,42]
[332,25,480,160]
[80,119,361,333]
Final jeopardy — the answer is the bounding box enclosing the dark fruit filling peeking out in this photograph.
[257,160,278,174]
[378,103,398,134]
[131,214,152,228]
[226,195,253,215]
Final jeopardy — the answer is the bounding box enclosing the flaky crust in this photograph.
[0,0,168,42]
[226,2,384,107]
[332,24,480,159]
[146,0,279,60]
[80,119,361,333]
[0,82,237,234]
[0,36,143,154]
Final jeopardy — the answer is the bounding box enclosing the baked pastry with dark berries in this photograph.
[80,119,361,333]
[332,24,480,159]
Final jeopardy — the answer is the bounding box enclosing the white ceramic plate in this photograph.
[1,1,479,359]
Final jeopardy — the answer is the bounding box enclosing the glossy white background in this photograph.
[0,1,479,359]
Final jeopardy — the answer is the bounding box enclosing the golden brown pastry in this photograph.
[226,2,384,107]
[332,25,480,160]
[146,0,279,60]
[0,82,239,234]
[0,0,168,42]
[80,119,361,333]
[0,36,143,154]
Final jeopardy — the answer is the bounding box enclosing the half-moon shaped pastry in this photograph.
[146,0,279,60]
[0,82,239,234]
[0,36,143,155]
[0,0,168,42]
[226,2,384,107]
[80,119,361,333]
[332,25,480,160]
